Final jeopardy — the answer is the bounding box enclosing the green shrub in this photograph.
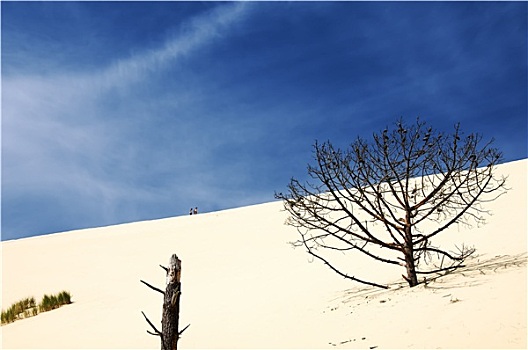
[38,290,72,313]
[2,291,72,326]
[58,291,72,305]
[13,301,23,316]
[50,295,58,309]
[1,305,17,325]
[39,294,50,312]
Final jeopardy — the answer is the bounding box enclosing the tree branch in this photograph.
[302,238,389,289]
[179,323,191,336]
[141,311,162,336]
[140,279,165,295]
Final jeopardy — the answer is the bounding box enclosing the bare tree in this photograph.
[276,118,507,288]
[141,254,190,350]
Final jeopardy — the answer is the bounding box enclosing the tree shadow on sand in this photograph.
[337,252,527,303]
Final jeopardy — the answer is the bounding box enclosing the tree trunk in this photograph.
[403,247,418,287]
[403,222,419,287]
[162,254,182,350]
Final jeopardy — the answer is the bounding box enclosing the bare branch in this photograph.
[301,237,389,289]
[140,279,165,295]
[141,311,162,336]
[179,323,191,336]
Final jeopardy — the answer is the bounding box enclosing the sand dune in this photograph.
[1,159,526,349]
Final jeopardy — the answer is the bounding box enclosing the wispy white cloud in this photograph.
[2,2,253,237]
[94,2,250,90]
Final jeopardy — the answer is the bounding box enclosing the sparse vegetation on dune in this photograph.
[1,297,36,325]
[39,291,72,312]
[1,291,72,325]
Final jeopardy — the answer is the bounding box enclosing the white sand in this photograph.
[1,159,526,349]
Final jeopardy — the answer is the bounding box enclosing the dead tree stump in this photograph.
[162,254,182,350]
[141,253,189,350]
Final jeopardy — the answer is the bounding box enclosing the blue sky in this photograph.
[1,1,526,240]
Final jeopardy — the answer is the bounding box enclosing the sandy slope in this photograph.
[1,159,526,349]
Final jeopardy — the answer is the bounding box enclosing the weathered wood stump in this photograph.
[162,254,182,350]
[141,253,189,350]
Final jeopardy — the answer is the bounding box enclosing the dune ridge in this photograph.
[1,159,526,349]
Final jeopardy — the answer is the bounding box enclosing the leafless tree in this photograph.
[276,118,507,288]
[141,254,190,350]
